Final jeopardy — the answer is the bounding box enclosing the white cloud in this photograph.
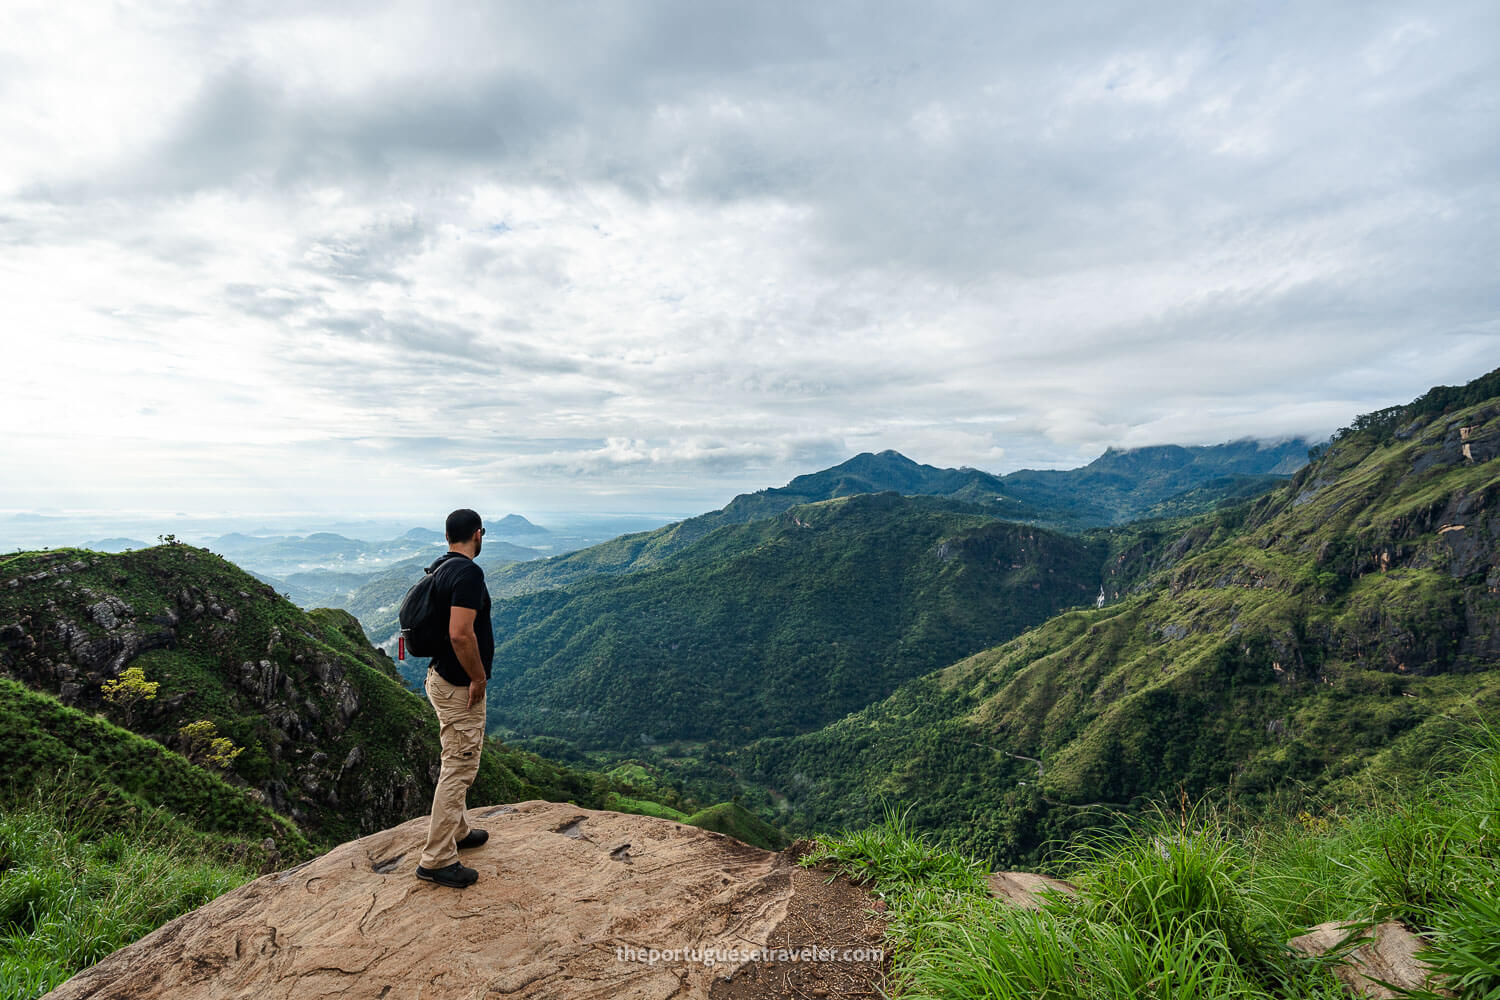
[0,0,1496,521]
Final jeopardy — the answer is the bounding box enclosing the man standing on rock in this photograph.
[415,508,494,889]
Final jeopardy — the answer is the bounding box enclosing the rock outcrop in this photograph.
[985,870,1076,909]
[1288,920,1437,999]
[44,801,886,1000]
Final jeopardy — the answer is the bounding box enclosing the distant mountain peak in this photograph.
[493,514,548,536]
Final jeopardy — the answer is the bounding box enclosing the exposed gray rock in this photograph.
[87,595,131,630]
[1287,920,1436,999]
[986,871,1076,909]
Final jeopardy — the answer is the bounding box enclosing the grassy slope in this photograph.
[682,802,791,851]
[486,493,1106,747]
[0,779,262,1000]
[744,380,1500,866]
[0,678,306,857]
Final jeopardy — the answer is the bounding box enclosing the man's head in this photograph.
[445,508,484,556]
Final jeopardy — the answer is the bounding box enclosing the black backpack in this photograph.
[398,554,463,657]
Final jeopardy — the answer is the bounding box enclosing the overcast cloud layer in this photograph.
[2,0,1497,520]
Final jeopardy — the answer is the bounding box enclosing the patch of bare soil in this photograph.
[709,842,888,1000]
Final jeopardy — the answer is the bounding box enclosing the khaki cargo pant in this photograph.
[419,667,486,870]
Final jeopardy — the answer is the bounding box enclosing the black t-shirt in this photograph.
[425,552,494,687]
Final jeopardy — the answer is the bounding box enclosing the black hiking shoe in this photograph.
[456,829,489,850]
[416,861,478,888]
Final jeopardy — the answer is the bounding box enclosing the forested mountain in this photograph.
[477,440,1310,603]
[484,493,1106,747]
[736,368,1500,865]
[998,439,1309,526]
[488,513,554,547]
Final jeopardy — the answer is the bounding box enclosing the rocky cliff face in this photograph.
[0,546,431,837]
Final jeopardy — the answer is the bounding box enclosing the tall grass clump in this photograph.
[1063,805,1280,978]
[0,774,257,1000]
[801,801,1342,999]
[1380,724,1500,999]
[803,728,1500,998]
[803,802,990,900]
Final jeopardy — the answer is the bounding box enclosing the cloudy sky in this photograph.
[2,0,1496,522]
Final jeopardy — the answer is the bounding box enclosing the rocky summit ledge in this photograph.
[44,801,886,1000]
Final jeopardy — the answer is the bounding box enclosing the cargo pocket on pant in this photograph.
[453,723,483,763]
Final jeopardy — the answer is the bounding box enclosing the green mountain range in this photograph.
[474,440,1310,602]
[450,441,1307,755]
[484,493,1107,747]
[736,368,1500,864]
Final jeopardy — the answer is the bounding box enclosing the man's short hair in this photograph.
[446,508,483,542]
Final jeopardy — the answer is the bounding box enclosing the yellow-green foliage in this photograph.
[98,667,157,726]
[176,721,244,771]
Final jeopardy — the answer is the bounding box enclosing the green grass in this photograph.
[0,678,306,854]
[601,793,690,822]
[802,726,1500,999]
[682,802,791,851]
[0,775,258,1000]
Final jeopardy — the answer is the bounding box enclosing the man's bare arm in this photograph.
[448,606,487,708]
